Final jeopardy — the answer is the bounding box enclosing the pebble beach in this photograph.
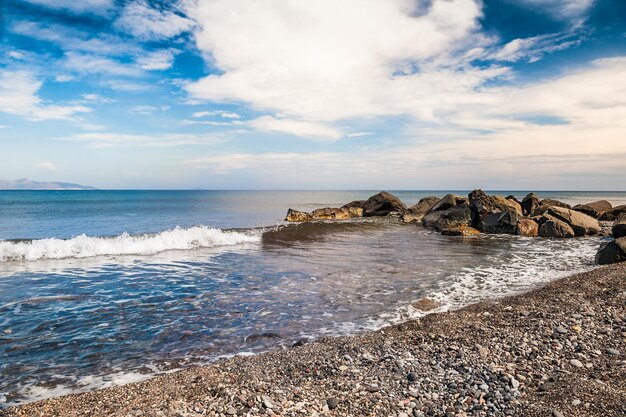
[3,263,624,417]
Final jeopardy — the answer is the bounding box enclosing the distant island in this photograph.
[0,178,97,190]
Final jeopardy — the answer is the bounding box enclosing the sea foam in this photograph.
[0,226,260,262]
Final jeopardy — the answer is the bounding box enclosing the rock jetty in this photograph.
[285,190,623,265]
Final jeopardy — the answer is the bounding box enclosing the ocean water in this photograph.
[0,190,624,406]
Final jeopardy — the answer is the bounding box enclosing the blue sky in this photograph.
[0,0,624,189]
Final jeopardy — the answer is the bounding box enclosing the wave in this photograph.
[0,226,261,262]
[261,218,393,245]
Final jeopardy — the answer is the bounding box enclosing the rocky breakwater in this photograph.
[285,190,625,266]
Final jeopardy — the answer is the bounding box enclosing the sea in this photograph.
[0,190,624,406]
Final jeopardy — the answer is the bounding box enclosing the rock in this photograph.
[422,210,445,228]
[570,359,583,368]
[612,214,626,238]
[468,190,521,230]
[546,206,601,236]
[517,218,539,237]
[428,194,466,213]
[606,348,620,356]
[326,398,340,410]
[432,206,472,231]
[341,200,365,209]
[555,326,568,334]
[521,193,540,215]
[311,207,362,220]
[482,210,520,235]
[441,225,480,236]
[596,237,626,265]
[530,198,571,216]
[285,209,312,222]
[402,196,440,223]
[362,191,407,216]
[600,204,626,221]
[552,410,564,417]
[505,196,523,215]
[573,200,612,218]
[407,372,418,382]
[411,298,440,311]
[539,218,575,238]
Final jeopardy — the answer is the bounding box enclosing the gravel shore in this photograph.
[3,264,624,417]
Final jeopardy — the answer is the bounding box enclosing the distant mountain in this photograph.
[0,178,97,190]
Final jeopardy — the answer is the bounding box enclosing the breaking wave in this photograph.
[0,226,261,262]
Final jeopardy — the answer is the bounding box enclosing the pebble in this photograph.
[552,411,564,417]
[606,348,620,356]
[326,398,339,410]
[555,326,568,334]
[572,399,581,406]
[407,372,417,382]
[570,359,583,368]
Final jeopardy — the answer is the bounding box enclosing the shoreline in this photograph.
[3,264,625,417]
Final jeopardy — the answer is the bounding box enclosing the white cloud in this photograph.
[0,70,91,121]
[192,111,241,119]
[136,49,180,70]
[20,0,113,15]
[185,0,495,124]
[513,0,594,22]
[488,31,582,63]
[63,52,144,77]
[65,132,225,148]
[55,74,74,82]
[36,162,56,171]
[131,105,168,114]
[115,0,195,41]
[248,116,343,140]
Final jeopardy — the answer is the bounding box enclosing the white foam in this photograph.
[0,226,260,262]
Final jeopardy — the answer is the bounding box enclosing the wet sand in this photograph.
[3,263,624,417]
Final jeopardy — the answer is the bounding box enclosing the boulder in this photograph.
[341,200,365,209]
[402,196,440,223]
[600,204,626,221]
[482,210,520,235]
[612,214,626,238]
[521,193,540,215]
[540,198,571,209]
[422,210,445,228]
[428,194,466,213]
[285,209,312,222]
[468,189,520,230]
[505,196,523,215]
[572,200,612,219]
[434,206,472,231]
[595,237,626,265]
[539,217,575,238]
[517,218,539,237]
[311,207,362,220]
[546,206,601,236]
[441,225,480,236]
[362,191,407,216]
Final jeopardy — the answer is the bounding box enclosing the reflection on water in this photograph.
[0,221,602,406]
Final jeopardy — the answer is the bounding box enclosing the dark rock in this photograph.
[407,372,418,382]
[341,200,366,209]
[539,218,575,238]
[468,190,521,230]
[327,398,340,409]
[595,237,626,265]
[292,339,309,347]
[612,215,626,238]
[482,210,520,235]
[600,204,626,221]
[422,211,445,228]
[402,196,440,223]
[546,206,601,236]
[428,194,466,213]
[530,198,572,217]
[573,200,612,219]
[521,193,540,215]
[517,218,539,237]
[285,209,312,222]
[433,206,472,231]
[441,225,480,236]
[362,191,407,216]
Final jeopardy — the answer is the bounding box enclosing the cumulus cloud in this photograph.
[185,0,494,124]
[115,0,195,40]
[0,70,91,121]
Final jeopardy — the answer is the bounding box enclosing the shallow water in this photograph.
[0,190,622,406]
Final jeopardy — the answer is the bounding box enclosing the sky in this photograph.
[0,0,624,190]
